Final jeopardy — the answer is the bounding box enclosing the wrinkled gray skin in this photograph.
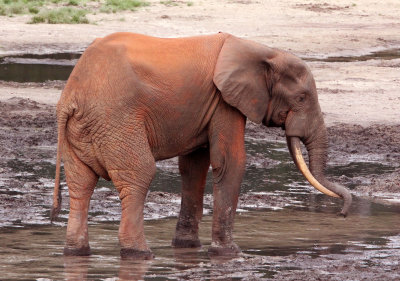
[52,32,352,259]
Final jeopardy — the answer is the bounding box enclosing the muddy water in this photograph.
[1,208,400,280]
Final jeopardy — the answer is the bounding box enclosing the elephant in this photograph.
[51,32,352,259]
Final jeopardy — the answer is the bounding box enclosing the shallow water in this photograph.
[1,206,400,280]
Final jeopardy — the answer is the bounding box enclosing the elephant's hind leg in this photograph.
[63,148,99,256]
[105,134,156,259]
[172,147,210,248]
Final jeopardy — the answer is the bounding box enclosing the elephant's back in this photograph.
[62,32,227,100]
[97,32,228,88]
[60,31,226,122]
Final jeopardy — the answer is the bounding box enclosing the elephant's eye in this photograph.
[297,95,305,103]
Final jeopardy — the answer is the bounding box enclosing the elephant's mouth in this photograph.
[262,119,284,129]
[262,113,287,129]
[266,109,289,129]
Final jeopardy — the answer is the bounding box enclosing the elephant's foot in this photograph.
[172,238,202,248]
[64,246,91,256]
[120,248,154,260]
[208,242,241,257]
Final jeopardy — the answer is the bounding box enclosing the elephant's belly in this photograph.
[151,130,209,161]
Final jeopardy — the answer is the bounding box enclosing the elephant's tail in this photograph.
[50,103,71,223]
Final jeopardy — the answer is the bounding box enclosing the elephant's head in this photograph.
[213,35,352,216]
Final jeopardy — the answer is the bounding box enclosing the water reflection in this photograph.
[118,259,153,281]
[64,256,91,281]
[63,256,153,280]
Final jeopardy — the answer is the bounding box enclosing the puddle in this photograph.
[304,48,400,63]
[1,49,400,83]
[3,53,82,60]
[0,53,80,83]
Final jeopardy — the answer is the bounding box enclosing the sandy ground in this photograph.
[1,0,400,280]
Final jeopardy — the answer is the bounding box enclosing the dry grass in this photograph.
[0,0,149,23]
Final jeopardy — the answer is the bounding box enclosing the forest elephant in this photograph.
[51,32,352,259]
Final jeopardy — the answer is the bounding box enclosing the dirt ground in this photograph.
[1,0,400,280]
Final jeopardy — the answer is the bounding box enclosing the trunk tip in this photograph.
[338,189,352,217]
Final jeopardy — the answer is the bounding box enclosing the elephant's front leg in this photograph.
[172,147,210,248]
[208,103,246,256]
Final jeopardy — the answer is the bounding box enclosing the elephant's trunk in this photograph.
[286,126,352,216]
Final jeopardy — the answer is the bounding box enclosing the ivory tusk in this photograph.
[289,137,340,198]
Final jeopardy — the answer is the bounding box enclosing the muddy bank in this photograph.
[327,124,400,199]
[328,124,400,162]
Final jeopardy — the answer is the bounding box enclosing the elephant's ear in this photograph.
[213,35,275,124]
